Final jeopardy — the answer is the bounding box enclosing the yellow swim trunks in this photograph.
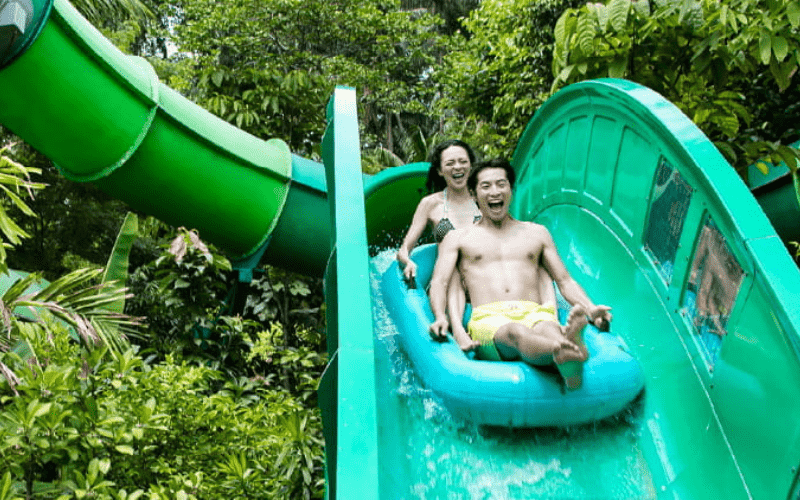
[468,301,557,361]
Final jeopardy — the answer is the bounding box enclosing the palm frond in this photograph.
[101,212,138,314]
[70,0,152,25]
[0,359,20,395]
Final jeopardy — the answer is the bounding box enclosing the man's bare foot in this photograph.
[563,305,589,360]
[553,348,585,390]
[553,306,590,390]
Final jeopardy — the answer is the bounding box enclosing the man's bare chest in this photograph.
[461,236,543,264]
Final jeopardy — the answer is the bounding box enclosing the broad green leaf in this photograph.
[713,113,740,137]
[101,212,138,314]
[557,64,575,83]
[608,0,630,32]
[98,458,111,475]
[609,56,627,78]
[0,471,12,498]
[769,57,793,91]
[693,107,712,124]
[759,31,772,64]
[115,444,135,455]
[777,145,799,170]
[788,2,800,27]
[577,15,595,55]
[31,400,52,419]
[596,3,610,30]
[554,12,571,48]
[99,416,125,426]
[88,458,100,482]
[772,35,788,61]
[632,0,650,16]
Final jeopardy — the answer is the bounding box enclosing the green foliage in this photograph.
[71,0,151,26]
[0,321,324,499]
[434,0,584,158]
[0,143,45,275]
[790,241,800,263]
[248,323,327,404]
[125,228,327,389]
[125,228,236,364]
[552,0,800,175]
[244,267,324,335]
[168,0,452,162]
[9,267,138,354]
[2,143,135,280]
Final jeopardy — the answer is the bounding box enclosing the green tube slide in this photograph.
[0,0,330,275]
[3,1,800,499]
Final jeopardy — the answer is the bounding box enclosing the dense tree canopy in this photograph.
[551,0,800,176]
[165,0,453,159]
[434,0,584,158]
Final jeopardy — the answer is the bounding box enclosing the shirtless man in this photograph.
[428,159,612,390]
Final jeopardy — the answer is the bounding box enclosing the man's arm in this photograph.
[428,230,460,339]
[538,227,612,327]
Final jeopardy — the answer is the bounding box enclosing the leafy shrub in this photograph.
[0,319,324,499]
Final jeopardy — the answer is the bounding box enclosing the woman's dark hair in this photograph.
[425,139,477,193]
[467,158,516,193]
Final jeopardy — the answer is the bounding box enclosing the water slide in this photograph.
[2,1,800,499]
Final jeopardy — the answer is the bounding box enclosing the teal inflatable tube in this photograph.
[380,243,644,427]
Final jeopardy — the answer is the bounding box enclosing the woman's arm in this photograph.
[397,195,435,280]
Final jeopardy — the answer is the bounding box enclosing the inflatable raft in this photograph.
[380,243,645,427]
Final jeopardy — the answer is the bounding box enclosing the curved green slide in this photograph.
[3,1,800,499]
[0,0,330,276]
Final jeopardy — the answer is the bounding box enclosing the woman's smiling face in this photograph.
[438,146,472,189]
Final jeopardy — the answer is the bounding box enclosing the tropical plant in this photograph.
[0,143,45,275]
[551,0,800,176]
[1,326,325,498]
[3,143,135,281]
[165,0,453,163]
[71,0,152,27]
[124,228,235,364]
[243,266,324,337]
[433,0,584,157]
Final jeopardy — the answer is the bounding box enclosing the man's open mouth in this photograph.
[488,201,503,209]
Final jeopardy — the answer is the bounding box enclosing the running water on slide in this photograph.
[2,0,800,499]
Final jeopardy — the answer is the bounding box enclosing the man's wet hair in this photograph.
[467,158,516,193]
[425,139,477,193]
